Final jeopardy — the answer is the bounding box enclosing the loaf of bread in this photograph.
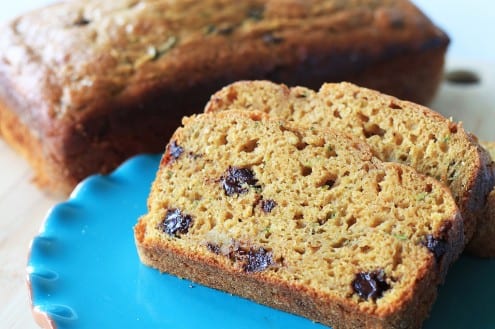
[135,110,463,329]
[0,0,449,195]
[205,80,495,257]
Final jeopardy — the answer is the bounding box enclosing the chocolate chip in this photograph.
[213,242,274,272]
[169,141,184,160]
[261,199,277,213]
[422,235,448,263]
[158,208,192,237]
[243,247,273,273]
[352,270,390,300]
[207,243,221,254]
[222,167,259,196]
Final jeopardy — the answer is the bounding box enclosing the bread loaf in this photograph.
[0,0,449,194]
[135,110,463,329]
[205,80,495,257]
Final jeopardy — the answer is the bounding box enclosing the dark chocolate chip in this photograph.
[158,208,192,237]
[261,199,277,213]
[222,167,259,196]
[262,33,284,44]
[207,243,221,254]
[243,247,273,273]
[422,235,448,263]
[169,141,184,160]
[352,270,390,300]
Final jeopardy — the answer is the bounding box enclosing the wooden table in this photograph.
[0,1,493,328]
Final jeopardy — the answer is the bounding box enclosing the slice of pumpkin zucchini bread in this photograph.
[205,80,494,257]
[135,110,463,329]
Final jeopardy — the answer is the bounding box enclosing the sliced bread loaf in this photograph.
[205,81,495,257]
[135,110,463,329]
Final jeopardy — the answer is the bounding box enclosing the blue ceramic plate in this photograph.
[27,154,495,329]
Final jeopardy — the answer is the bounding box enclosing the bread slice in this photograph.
[135,110,463,329]
[205,81,495,257]
[471,141,495,257]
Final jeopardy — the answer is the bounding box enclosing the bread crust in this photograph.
[135,219,438,329]
[0,0,448,194]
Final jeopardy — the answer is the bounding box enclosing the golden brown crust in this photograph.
[135,110,463,328]
[205,80,495,257]
[0,96,73,195]
[0,0,448,194]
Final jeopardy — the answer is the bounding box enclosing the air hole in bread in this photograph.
[331,238,347,248]
[346,216,357,228]
[333,109,341,118]
[294,212,303,220]
[360,245,372,253]
[435,194,445,206]
[296,141,309,150]
[295,221,306,229]
[317,173,337,189]
[217,134,228,145]
[294,246,306,255]
[301,165,312,176]
[240,139,258,152]
[375,173,385,193]
[439,140,449,152]
[369,217,384,228]
[309,243,321,253]
[389,102,403,110]
[325,145,337,157]
[393,133,403,145]
[363,123,386,138]
[357,112,369,122]
[397,167,403,184]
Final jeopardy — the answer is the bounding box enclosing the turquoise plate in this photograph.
[27,154,495,329]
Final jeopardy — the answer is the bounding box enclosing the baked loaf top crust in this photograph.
[205,81,495,255]
[0,0,447,134]
[135,110,463,329]
[0,0,448,194]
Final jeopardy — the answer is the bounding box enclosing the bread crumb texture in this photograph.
[205,81,495,254]
[136,110,462,327]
